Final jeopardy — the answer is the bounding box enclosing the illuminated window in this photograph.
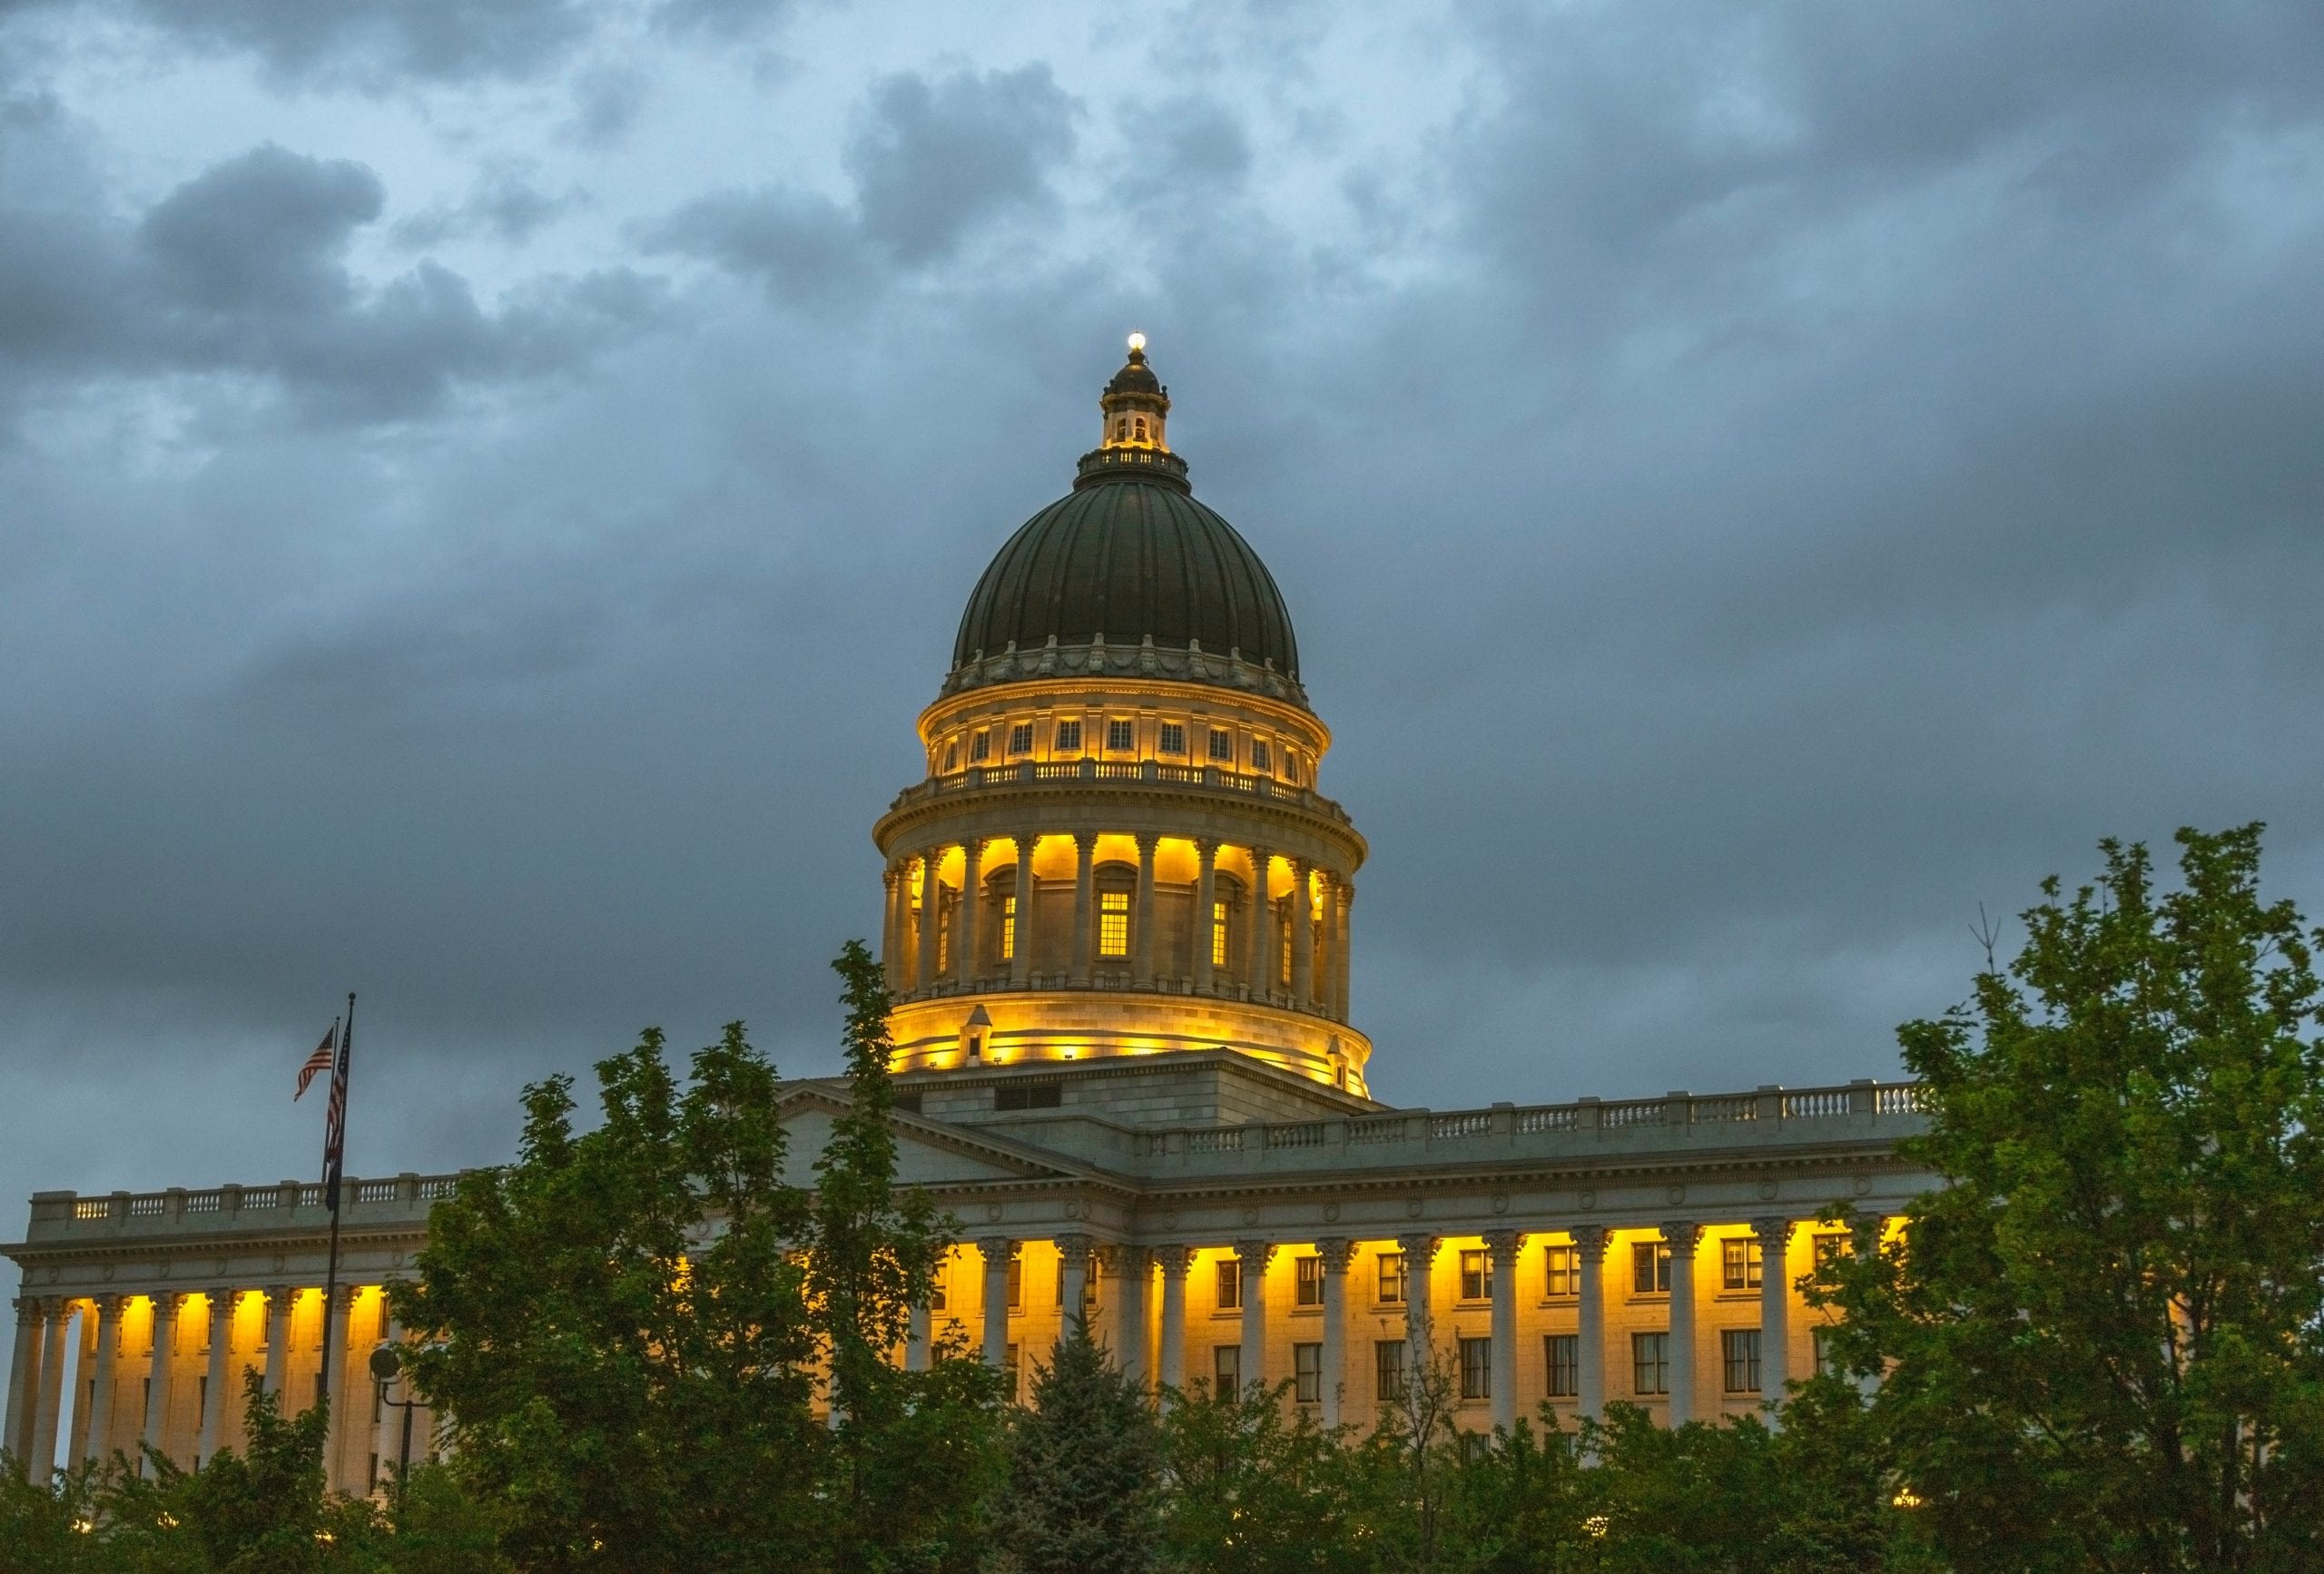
[1295,1254,1323,1306]
[936,907,950,972]
[1280,907,1293,984]
[1007,1256,1022,1309]
[1295,1343,1322,1403]
[1214,1343,1240,1401]
[1115,418,1128,440]
[1159,722,1186,753]
[1459,1250,1492,1302]
[1813,1232,1853,1268]
[1208,728,1233,762]
[1133,418,1147,440]
[942,742,958,772]
[1723,1329,1761,1392]
[1251,739,1272,772]
[1211,900,1229,968]
[1216,1256,1242,1311]
[931,1270,948,1312]
[1375,1340,1406,1403]
[970,731,990,762]
[1545,1334,1579,1397]
[1107,718,1135,752]
[1055,718,1081,753]
[1544,1244,1579,1297]
[1376,1251,1406,1305]
[1632,1333,1669,1395]
[1008,723,1033,754]
[1098,891,1129,957]
[1000,895,1017,960]
[1722,1238,1762,1291]
[1460,1338,1491,1401]
[1633,1241,1673,1294]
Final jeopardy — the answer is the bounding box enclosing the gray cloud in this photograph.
[392,165,584,247]
[845,64,1078,264]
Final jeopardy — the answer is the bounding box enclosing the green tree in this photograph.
[997,1321,1163,1574]
[1157,1379,1373,1573]
[391,1021,823,1570]
[1813,825,2324,1571]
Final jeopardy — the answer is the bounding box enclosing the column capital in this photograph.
[261,1284,293,1304]
[973,1236,1019,1262]
[1315,1237,1354,1273]
[1053,1234,1094,1269]
[1659,1220,1702,1255]
[1151,1244,1193,1277]
[1018,830,1042,852]
[1394,1232,1440,1264]
[1193,835,1219,859]
[1134,830,1159,853]
[1571,1225,1609,1264]
[330,1284,360,1311]
[1750,1215,1797,1248]
[152,1290,188,1315]
[1073,830,1099,852]
[204,1286,237,1309]
[1481,1229,1524,1265]
[1231,1237,1275,1272]
[90,1293,122,1316]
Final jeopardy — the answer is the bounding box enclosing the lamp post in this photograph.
[368,1344,419,1508]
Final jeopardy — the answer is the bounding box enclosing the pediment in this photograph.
[774,1087,1088,1189]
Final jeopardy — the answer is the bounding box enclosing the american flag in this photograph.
[294,1025,337,1100]
[321,1021,350,1211]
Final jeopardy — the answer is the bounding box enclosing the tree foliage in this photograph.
[997,1321,1163,1574]
[1812,825,2324,1572]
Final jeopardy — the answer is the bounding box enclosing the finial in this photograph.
[1127,331,1147,354]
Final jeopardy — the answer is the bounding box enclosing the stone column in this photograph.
[1069,833,1097,985]
[956,838,985,987]
[28,1300,69,1478]
[916,851,942,991]
[1132,833,1158,987]
[1754,1216,1794,1418]
[320,1285,355,1486]
[84,1294,120,1462]
[1154,1245,1190,1396]
[1573,1227,1607,1424]
[1484,1230,1521,1433]
[1314,871,1337,1016]
[881,864,903,990]
[261,1286,291,1398]
[4,1297,38,1471]
[1334,880,1354,1019]
[905,1302,931,1372]
[1234,1239,1273,1400]
[372,1293,403,1490]
[1289,859,1315,1006]
[1316,1238,1352,1428]
[1192,839,1218,992]
[1056,1235,1093,1344]
[1398,1234,1438,1369]
[1010,833,1038,987]
[1108,1247,1148,1384]
[1662,1223,1700,1426]
[142,1293,182,1471]
[198,1290,234,1466]
[1246,849,1273,998]
[977,1239,1015,1370]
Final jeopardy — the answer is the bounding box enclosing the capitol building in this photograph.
[5,340,1933,1493]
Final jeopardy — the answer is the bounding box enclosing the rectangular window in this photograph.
[1813,1232,1852,1268]
[1632,1332,1670,1396]
[1294,1342,1323,1404]
[1211,900,1230,967]
[1000,895,1017,960]
[1008,723,1034,754]
[930,1269,948,1313]
[1216,1255,1242,1312]
[1107,718,1135,752]
[1813,1328,1840,1377]
[1098,891,1130,957]
[1459,1337,1492,1402]
[1459,1249,1493,1302]
[1545,1333,1580,1398]
[1376,1251,1406,1305]
[1375,1340,1407,1404]
[1007,1255,1022,1310]
[1055,719,1082,753]
[1723,1328,1762,1393]
[970,730,990,762]
[1159,722,1187,754]
[1295,1254,1324,1307]
[1251,739,1272,772]
[993,1081,1061,1111]
[1632,1240,1672,1294]
[1214,1344,1241,1401]
[942,742,959,772]
[1543,1244,1579,1298]
[1209,727,1234,762]
[1722,1238,1762,1291]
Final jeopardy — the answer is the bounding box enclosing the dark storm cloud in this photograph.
[3,0,2322,1225]
[0,141,658,423]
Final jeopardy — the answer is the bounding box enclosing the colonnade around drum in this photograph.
[882,833,1354,1020]
[903,1216,1872,1431]
[3,1284,434,1491]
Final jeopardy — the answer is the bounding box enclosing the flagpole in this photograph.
[317,991,354,1408]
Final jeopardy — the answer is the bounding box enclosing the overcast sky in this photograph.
[5,0,2322,1242]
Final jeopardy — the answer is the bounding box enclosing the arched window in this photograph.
[1116,418,1128,440]
[1133,418,1147,440]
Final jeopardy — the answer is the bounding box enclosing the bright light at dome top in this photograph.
[1127,331,1147,351]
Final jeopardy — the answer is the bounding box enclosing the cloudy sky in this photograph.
[5,0,2322,1236]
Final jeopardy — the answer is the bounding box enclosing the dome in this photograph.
[951,466,1301,683]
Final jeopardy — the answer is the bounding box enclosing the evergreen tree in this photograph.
[998,1322,1163,1574]
[1813,825,2324,1571]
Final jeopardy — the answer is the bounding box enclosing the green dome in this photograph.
[951,460,1301,684]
